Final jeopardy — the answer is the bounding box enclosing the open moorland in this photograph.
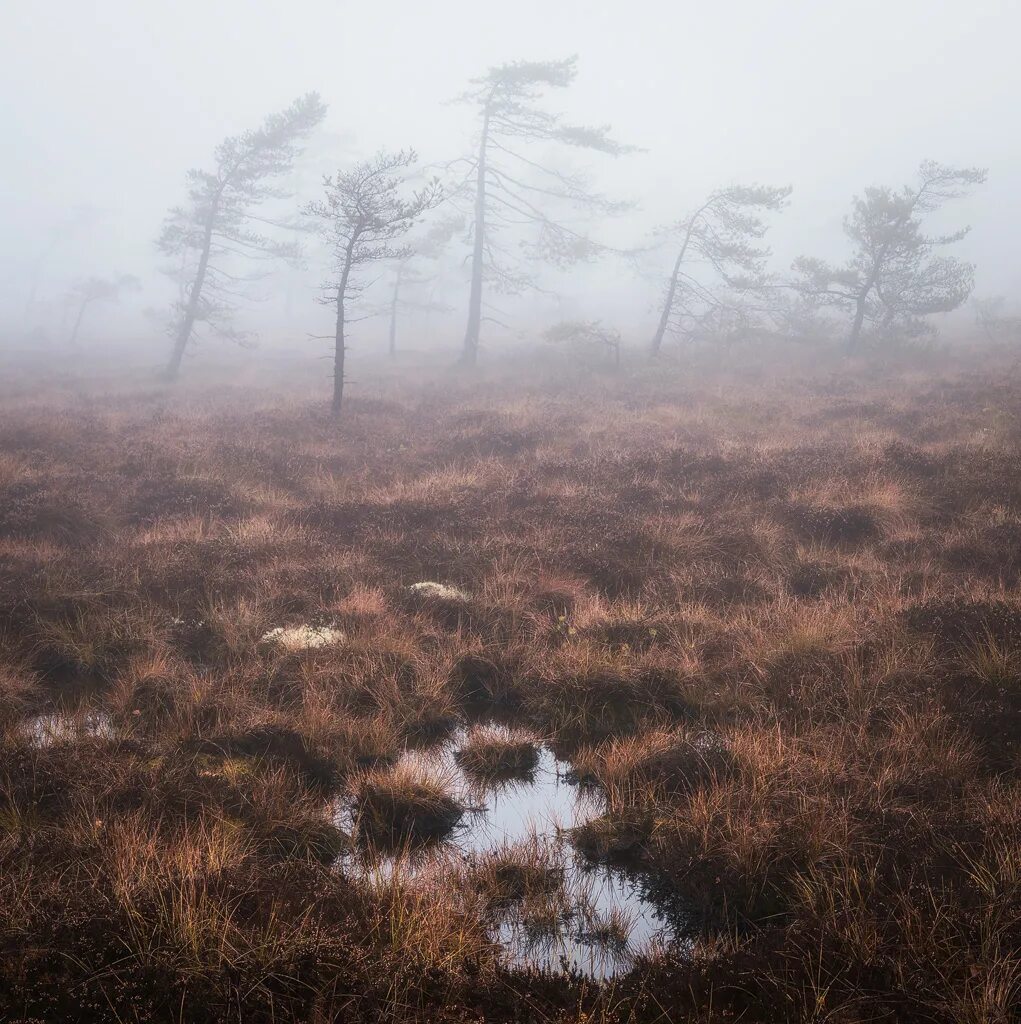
[2,346,1021,1023]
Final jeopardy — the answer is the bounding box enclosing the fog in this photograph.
[2,0,1019,361]
[5,8,1021,1008]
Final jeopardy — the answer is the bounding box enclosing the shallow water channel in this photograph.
[335,733,677,977]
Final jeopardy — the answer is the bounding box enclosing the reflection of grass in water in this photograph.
[468,834,566,910]
[463,831,653,975]
[575,901,636,952]
[348,838,636,976]
[343,739,672,977]
[497,877,642,975]
[567,867,640,974]
[348,831,455,879]
[519,887,574,942]
[463,833,576,964]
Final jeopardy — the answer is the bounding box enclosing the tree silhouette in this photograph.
[158,94,326,378]
[648,184,790,356]
[306,150,442,416]
[452,57,633,366]
[794,161,986,351]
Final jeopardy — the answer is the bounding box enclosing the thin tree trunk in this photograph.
[650,247,685,356]
[847,246,891,354]
[333,286,346,417]
[388,264,404,359]
[650,211,701,357]
[460,107,491,367]
[332,240,357,418]
[165,206,217,380]
[846,290,869,353]
[68,298,90,347]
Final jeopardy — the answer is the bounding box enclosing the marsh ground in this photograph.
[1,343,1020,1022]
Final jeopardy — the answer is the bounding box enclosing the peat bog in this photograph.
[2,348,1021,1022]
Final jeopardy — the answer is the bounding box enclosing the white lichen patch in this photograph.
[27,711,116,747]
[260,624,345,652]
[408,581,470,602]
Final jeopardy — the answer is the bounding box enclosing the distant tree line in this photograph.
[147,58,994,415]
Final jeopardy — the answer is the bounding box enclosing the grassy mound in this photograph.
[354,761,464,849]
[454,727,539,782]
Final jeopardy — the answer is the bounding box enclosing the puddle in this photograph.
[18,712,684,975]
[336,731,678,977]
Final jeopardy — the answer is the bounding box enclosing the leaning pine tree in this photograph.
[66,274,140,346]
[158,93,327,379]
[454,57,634,366]
[648,184,791,357]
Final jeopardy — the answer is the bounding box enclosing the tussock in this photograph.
[353,759,465,849]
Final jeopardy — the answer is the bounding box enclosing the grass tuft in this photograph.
[454,726,540,782]
[353,759,464,850]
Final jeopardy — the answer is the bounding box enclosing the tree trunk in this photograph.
[333,286,346,417]
[650,247,685,356]
[165,207,216,380]
[332,241,357,418]
[650,212,701,357]
[460,109,490,367]
[388,264,403,359]
[68,298,90,347]
[846,290,868,353]
[847,250,889,354]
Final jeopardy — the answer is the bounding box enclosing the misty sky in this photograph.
[2,0,1018,348]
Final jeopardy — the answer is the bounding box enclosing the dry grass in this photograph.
[353,758,465,850]
[454,725,540,781]
[1,344,1021,1021]
[465,835,567,912]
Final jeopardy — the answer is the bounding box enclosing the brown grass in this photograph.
[1,344,1021,1021]
[353,759,465,850]
[454,726,540,781]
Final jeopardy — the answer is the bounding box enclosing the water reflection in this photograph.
[336,731,676,977]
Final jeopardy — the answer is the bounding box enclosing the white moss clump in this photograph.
[408,581,469,602]
[260,624,345,652]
